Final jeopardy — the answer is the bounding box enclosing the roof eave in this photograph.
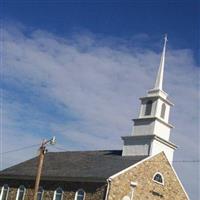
[0,174,107,183]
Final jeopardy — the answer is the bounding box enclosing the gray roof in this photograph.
[0,150,146,182]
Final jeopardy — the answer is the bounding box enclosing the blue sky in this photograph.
[2,0,199,62]
[0,1,199,200]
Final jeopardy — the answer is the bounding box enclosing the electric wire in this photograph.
[0,143,199,163]
[0,144,40,155]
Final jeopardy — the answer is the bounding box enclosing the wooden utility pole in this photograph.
[33,137,56,200]
[33,143,45,200]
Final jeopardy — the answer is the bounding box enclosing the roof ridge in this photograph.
[48,149,122,153]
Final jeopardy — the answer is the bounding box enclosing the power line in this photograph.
[0,144,40,155]
[51,146,200,163]
[0,144,199,163]
[52,146,67,151]
[173,160,200,163]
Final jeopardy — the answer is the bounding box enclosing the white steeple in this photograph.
[122,35,177,163]
[154,34,168,91]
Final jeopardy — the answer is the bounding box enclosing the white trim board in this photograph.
[109,153,156,180]
[108,151,189,199]
[168,159,190,199]
[16,185,26,200]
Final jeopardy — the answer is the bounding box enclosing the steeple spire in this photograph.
[153,34,168,91]
[122,35,176,163]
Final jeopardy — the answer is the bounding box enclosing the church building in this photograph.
[0,36,189,200]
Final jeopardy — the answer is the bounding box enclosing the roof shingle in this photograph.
[0,150,147,181]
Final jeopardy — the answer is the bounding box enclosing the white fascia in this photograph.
[109,153,157,180]
[108,151,189,200]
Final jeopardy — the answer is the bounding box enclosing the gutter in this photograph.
[104,178,112,200]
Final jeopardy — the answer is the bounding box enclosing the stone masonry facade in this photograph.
[0,153,189,200]
[0,179,107,200]
[107,152,188,200]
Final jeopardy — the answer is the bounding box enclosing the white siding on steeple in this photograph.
[122,142,150,156]
[132,119,171,141]
[122,35,177,163]
[150,140,174,163]
[132,120,155,136]
[153,120,171,140]
[154,99,170,123]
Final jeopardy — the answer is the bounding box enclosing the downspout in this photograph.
[105,178,112,200]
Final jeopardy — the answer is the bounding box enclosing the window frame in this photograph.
[145,100,153,116]
[53,187,63,200]
[16,185,26,200]
[74,189,85,200]
[152,172,164,185]
[122,196,130,200]
[37,186,44,200]
[160,103,166,119]
[0,184,9,200]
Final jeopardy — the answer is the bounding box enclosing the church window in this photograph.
[75,189,85,200]
[145,100,153,115]
[122,196,130,200]
[37,187,44,200]
[160,103,166,119]
[16,185,26,200]
[53,187,63,200]
[153,172,164,185]
[0,184,9,200]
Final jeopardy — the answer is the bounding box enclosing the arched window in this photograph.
[75,189,85,200]
[37,187,44,200]
[53,187,63,200]
[160,103,166,119]
[153,172,164,185]
[145,100,153,116]
[0,184,9,200]
[122,196,130,200]
[16,185,26,200]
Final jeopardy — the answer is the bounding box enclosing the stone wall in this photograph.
[107,152,188,200]
[0,153,189,200]
[0,179,107,200]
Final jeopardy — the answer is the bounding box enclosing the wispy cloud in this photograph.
[1,23,199,199]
